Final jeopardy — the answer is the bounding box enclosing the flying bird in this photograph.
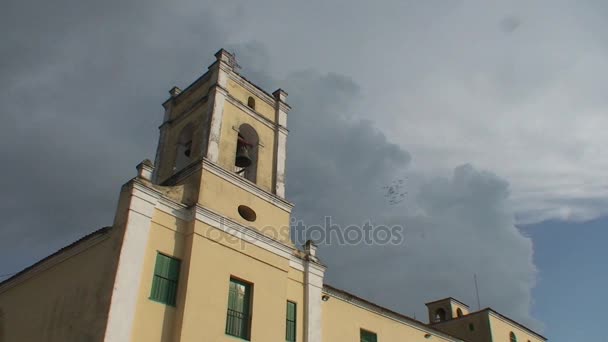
[383,177,408,205]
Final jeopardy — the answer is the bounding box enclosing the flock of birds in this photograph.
[383,177,407,205]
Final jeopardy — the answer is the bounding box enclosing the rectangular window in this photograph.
[225,278,252,340]
[149,253,180,306]
[286,301,297,342]
[360,329,377,342]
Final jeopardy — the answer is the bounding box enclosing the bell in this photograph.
[235,144,252,168]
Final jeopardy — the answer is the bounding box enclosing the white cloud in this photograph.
[215,0,608,223]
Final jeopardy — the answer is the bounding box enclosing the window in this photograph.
[286,301,297,342]
[149,253,180,306]
[360,329,377,342]
[468,323,475,331]
[247,96,256,109]
[510,332,517,342]
[456,308,463,317]
[226,278,252,340]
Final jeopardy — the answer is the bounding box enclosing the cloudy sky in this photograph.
[2,0,607,340]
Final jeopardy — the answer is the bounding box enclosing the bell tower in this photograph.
[151,49,293,243]
[426,298,470,323]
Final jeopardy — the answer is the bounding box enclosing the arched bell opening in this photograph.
[234,124,259,183]
[174,123,194,172]
[434,308,447,322]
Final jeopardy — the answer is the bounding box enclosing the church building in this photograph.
[0,49,547,342]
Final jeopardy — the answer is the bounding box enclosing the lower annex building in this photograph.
[0,50,547,342]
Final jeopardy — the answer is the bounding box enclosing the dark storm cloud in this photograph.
[234,47,539,329]
[0,0,228,272]
[1,0,540,331]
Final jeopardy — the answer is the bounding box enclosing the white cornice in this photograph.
[322,286,463,341]
[289,257,306,272]
[488,310,546,341]
[227,72,276,107]
[202,159,294,212]
[194,205,295,260]
[165,95,209,126]
[163,69,213,108]
[224,95,276,130]
[147,184,300,268]
[277,101,291,113]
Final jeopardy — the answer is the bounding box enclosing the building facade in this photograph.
[0,50,546,342]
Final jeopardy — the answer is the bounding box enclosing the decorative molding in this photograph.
[132,181,299,268]
[227,72,276,107]
[157,157,294,213]
[194,205,295,259]
[224,95,276,130]
[277,101,292,114]
[162,69,212,109]
[166,95,209,126]
[289,256,306,272]
[202,159,294,212]
[322,286,462,341]
[425,297,470,309]
[488,310,547,341]
[155,197,191,222]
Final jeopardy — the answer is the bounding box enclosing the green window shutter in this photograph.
[286,301,297,342]
[360,329,377,342]
[149,253,180,306]
[226,278,252,340]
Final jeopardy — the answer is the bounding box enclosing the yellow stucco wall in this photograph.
[488,314,544,342]
[0,228,120,342]
[130,208,303,342]
[287,268,305,342]
[227,78,276,122]
[431,313,492,342]
[452,303,470,317]
[323,296,457,342]
[170,75,211,121]
[199,169,291,245]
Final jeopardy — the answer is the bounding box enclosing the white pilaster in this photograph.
[303,241,325,342]
[275,128,288,197]
[103,183,158,342]
[205,51,232,163]
[153,116,171,184]
[206,87,226,163]
[273,89,290,198]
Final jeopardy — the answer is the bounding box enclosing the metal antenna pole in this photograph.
[474,273,481,310]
